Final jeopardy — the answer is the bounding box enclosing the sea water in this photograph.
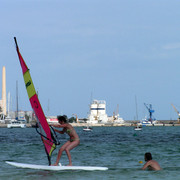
[1,126,180,180]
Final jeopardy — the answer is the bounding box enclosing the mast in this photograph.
[7,92,10,118]
[16,81,19,120]
[135,95,138,120]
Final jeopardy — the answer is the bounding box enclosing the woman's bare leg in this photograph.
[65,140,80,166]
[51,141,71,166]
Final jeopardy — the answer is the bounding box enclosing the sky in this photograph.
[1,0,180,120]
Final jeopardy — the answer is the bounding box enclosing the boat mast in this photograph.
[7,92,10,118]
[16,81,19,120]
[135,95,138,120]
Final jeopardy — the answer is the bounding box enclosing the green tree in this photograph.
[69,117,76,123]
[25,113,30,123]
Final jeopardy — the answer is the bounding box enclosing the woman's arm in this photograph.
[52,124,68,134]
[51,124,61,128]
[54,129,64,134]
[51,124,67,128]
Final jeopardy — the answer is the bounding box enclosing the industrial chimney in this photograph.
[2,66,6,115]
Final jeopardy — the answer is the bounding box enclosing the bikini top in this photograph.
[66,128,73,135]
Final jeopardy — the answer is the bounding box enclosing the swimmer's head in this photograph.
[144,152,152,161]
[139,161,143,164]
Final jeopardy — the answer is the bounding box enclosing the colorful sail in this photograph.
[14,37,56,165]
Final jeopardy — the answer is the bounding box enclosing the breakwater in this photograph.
[0,120,180,128]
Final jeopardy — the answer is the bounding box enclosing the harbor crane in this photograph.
[171,104,180,123]
[72,114,79,123]
[113,104,119,121]
[144,103,155,123]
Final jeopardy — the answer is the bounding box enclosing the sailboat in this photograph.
[6,37,108,171]
[83,124,93,131]
[134,125,142,131]
[5,92,11,121]
[7,120,26,128]
[12,37,59,165]
[7,82,26,128]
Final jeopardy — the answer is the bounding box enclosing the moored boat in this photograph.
[83,123,93,131]
[134,126,142,131]
[83,126,93,131]
[7,120,26,128]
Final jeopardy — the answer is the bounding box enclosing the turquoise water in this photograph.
[1,126,180,179]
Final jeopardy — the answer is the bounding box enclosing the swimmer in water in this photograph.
[141,152,161,171]
[51,115,80,166]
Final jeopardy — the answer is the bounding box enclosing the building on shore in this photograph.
[109,114,125,125]
[87,100,108,124]
[87,99,125,125]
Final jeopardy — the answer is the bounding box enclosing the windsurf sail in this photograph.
[14,37,59,165]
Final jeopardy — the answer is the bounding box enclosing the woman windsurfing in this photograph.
[51,115,80,166]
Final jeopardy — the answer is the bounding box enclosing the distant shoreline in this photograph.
[0,120,180,128]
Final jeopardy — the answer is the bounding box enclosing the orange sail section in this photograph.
[14,37,56,165]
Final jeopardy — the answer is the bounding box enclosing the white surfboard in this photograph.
[6,161,108,171]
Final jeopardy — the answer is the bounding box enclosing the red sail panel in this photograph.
[14,37,56,165]
[29,94,55,156]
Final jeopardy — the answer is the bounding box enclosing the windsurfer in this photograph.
[141,152,161,171]
[51,115,80,166]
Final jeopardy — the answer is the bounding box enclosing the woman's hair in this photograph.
[145,152,152,161]
[57,115,67,123]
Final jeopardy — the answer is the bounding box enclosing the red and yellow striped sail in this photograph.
[14,37,56,165]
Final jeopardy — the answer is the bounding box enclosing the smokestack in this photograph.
[2,66,6,115]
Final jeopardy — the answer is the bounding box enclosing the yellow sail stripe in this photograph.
[41,137,56,156]
[23,70,36,99]
[49,144,56,156]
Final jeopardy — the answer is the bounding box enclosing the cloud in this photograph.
[163,43,180,50]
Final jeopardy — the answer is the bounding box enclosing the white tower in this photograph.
[88,100,108,124]
[2,66,6,115]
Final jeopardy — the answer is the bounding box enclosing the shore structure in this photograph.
[87,99,125,125]
[87,100,108,124]
[0,120,180,128]
[138,103,157,126]
[0,66,6,121]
